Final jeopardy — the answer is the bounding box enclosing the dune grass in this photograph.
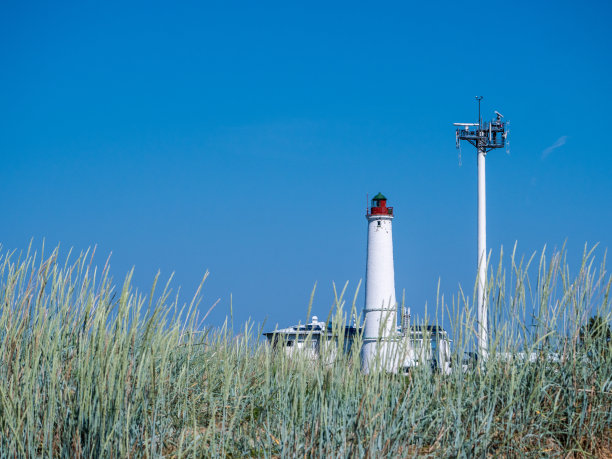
[0,244,610,457]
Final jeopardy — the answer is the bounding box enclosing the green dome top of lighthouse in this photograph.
[372,192,387,201]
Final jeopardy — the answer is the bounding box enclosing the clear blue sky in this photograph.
[1,1,611,330]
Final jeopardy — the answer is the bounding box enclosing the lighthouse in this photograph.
[361,193,398,373]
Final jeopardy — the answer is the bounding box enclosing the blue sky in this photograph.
[1,1,611,330]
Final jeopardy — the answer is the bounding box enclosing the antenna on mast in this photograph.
[453,98,508,155]
[476,96,483,127]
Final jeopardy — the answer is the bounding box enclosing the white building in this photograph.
[263,316,452,374]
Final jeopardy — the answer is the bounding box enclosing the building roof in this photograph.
[372,192,387,201]
[410,325,447,333]
[263,322,448,338]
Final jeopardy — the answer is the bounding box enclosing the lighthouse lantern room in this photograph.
[368,193,394,217]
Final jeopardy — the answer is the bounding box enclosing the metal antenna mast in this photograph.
[453,97,508,360]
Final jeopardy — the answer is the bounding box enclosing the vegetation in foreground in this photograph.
[0,244,610,458]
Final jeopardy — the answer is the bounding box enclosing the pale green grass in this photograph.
[0,244,610,457]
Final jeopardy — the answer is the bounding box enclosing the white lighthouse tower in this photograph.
[361,193,398,373]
